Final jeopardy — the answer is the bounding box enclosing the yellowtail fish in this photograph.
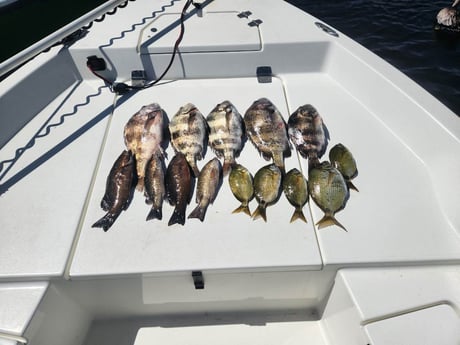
[165,153,193,226]
[329,143,359,192]
[93,150,136,231]
[283,168,309,223]
[188,158,222,222]
[252,164,282,222]
[144,151,166,221]
[169,103,208,177]
[207,100,245,175]
[308,161,349,231]
[124,103,165,191]
[288,104,329,169]
[228,163,254,216]
[244,98,291,173]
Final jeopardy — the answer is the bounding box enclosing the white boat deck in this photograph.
[0,0,459,344]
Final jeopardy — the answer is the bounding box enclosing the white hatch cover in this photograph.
[140,11,261,54]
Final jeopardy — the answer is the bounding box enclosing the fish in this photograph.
[124,103,165,191]
[288,104,329,169]
[252,164,282,222]
[93,150,136,231]
[144,151,166,221]
[283,168,309,223]
[188,158,222,222]
[228,163,254,216]
[169,103,208,177]
[329,143,359,192]
[308,161,349,231]
[244,98,291,173]
[206,100,245,175]
[165,152,193,226]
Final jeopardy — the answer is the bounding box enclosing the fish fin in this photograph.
[347,180,359,192]
[316,214,347,232]
[188,160,200,178]
[308,157,321,172]
[290,208,307,223]
[136,176,145,192]
[168,207,186,226]
[232,204,251,216]
[188,204,207,222]
[272,152,285,175]
[251,205,267,222]
[146,207,162,221]
[92,213,118,232]
[100,196,111,211]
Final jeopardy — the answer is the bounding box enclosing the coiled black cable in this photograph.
[87,0,199,94]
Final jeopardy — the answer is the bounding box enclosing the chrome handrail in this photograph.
[0,0,128,77]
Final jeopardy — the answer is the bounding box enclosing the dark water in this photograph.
[1,0,459,115]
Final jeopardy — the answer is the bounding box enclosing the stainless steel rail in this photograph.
[0,0,129,77]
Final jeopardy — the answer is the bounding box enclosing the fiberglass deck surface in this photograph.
[70,72,460,278]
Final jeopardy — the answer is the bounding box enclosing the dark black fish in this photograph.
[93,150,136,231]
[144,151,166,221]
[165,152,193,226]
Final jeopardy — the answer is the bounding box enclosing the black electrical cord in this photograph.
[87,0,197,94]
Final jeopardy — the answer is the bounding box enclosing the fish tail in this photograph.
[316,214,347,232]
[290,208,307,223]
[92,213,118,232]
[272,154,285,175]
[347,180,359,192]
[146,206,162,221]
[190,161,200,178]
[136,176,145,192]
[232,203,251,216]
[222,159,234,176]
[168,206,186,226]
[308,157,321,172]
[251,205,267,222]
[188,204,207,222]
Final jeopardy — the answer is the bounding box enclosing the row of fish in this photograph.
[92,98,358,231]
[228,141,358,231]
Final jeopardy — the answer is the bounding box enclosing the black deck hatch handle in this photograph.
[256,66,272,83]
[192,271,205,289]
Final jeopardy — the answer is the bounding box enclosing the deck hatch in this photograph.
[140,11,261,54]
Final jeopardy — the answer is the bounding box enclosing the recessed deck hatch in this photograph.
[140,11,261,54]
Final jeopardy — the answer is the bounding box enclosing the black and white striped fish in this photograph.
[169,103,208,177]
[206,100,245,175]
[288,104,329,169]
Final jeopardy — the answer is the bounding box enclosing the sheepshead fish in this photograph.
[124,103,165,191]
[252,164,282,222]
[244,98,291,173]
[229,164,254,216]
[188,158,222,222]
[283,168,309,223]
[288,104,329,169]
[93,150,136,231]
[207,100,245,175]
[165,153,193,226]
[144,151,165,221]
[308,161,349,231]
[329,143,359,192]
[169,103,208,177]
